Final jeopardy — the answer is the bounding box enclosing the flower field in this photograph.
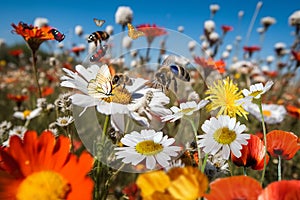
[0,3,300,200]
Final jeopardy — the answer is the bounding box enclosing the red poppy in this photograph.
[266,130,300,160]
[286,104,300,118]
[204,175,263,200]
[258,180,300,200]
[291,50,300,62]
[231,134,269,170]
[0,130,94,199]
[41,86,54,97]
[263,70,278,78]
[9,49,23,57]
[71,45,86,57]
[137,24,167,44]
[194,56,226,74]
[243,45,261,53]
[7,94,28,103]
[221,25,233,33]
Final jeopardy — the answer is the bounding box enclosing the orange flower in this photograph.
[266,130,300,160]
[286,104,300,118]
[231,134,269,170]
[258,180,300,200]
[204,176,263,200]
[41,86,54,97]
[71,45,86,57]
[11,21,55,52]
[0,130,94,200]
[194,56,226,74]
[137,24,167,44]
[8,49,23,57]
[136,166,208,200]
[7,94,28,103]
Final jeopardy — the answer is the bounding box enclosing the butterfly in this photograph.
[127,23,145,40]
[49,28,65,42]
[93,18,105,27]
[87,65,115,99]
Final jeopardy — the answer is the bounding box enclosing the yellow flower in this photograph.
[205,77,248,119]
[136,166,208,200]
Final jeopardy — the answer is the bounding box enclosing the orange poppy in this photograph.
[7,94,28,103]
[266,130,300,160]
[204,175,263,200]
[258,180,300,200]
[71,46,86,57]
[0,130,94,200]
[11,21,55,52]
[194,56,226,74]
[231,134,269,170]
[8,49,23,57]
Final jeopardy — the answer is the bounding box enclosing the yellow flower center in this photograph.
[136,140,163,156]
[213,127,237,145]
[23,110,31,118]
[263,110,271,117]
[60,119,68,124]
[102,86,132,105]
[16,171,70,200]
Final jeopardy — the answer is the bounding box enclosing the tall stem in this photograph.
[94,115,111,200]
[258,102,267,186]
[245,1,263,46]
[31,49,42,98]
[187,118,202,170]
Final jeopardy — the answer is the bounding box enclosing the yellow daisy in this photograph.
[205,77,248,119]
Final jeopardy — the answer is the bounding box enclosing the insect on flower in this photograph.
[49,28,65,42]
[87,64,115,99]
[89,45,108,62]
[93,18,105,27]
[127,23,145,40]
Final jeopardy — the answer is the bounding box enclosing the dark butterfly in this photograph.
[50,28,65,42]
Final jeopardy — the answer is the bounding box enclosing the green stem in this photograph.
[201,153,209,173]
[258,101,267,186]
[31,49,42,98]
[94,115,111,200]
[187,118,202,170]
[278,155,282,181]
[243,167,247,176]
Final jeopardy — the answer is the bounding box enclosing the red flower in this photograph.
[231,134,269,170]
[0,130,94,199]
[137,24,167,44]
[221,25,233,33]
[71,45,86,57]
[9,49,23,57]
[292,50,300,62]
[243,45,261,53]
[204,175,263,200]
[263,70,278,78]
[41,86,54,97]
[122,183,140,200]
[7,94,28,103]
[266,130,300,160]
[258,180,300,200]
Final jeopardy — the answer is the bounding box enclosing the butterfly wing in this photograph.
[93,18,105,27]
[87,65,113,98]
[127,23,145,40]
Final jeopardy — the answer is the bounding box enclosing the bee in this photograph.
[87,64,114,99]
[151,55,190,92]
[127,23,145,40]
[49,28,65,42]
[87,31,110,47]
[93,18,105,27]
[112,73,133,88]
[89,45,108,62]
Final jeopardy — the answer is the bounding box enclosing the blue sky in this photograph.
[0,0,299,62]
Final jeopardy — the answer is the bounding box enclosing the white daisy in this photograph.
[55,116,74,127]
[242,80,274,100]
[161,100,209,122]
[197,115,250,160]
[13,108,42,120]
[3,126,27,146]
[61,64,170,127]
[115,129,181,170]
[244,103,287,124]
[0,120,12,130]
